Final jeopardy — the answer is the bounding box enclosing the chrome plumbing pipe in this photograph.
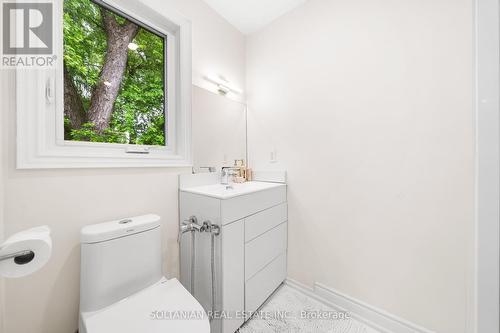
[178,216,221,321]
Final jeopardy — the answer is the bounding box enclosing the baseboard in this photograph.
[285,278,435,333]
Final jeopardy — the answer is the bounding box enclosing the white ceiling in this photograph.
[203,0,308,35]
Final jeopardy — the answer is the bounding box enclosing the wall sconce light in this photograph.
[204,75,243,96]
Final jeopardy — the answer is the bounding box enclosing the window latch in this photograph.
[45,77,54,104]
[125,147,150,154]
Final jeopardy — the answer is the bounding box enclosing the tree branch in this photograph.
[99,8,117,34]
[64,63,86,131]
[87,13,139,133]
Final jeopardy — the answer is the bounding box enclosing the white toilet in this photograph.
[78,214,210,333]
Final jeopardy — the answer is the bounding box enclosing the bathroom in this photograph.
[0,0,498,332]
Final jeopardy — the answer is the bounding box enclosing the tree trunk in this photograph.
[63,63,86,130]
[86,10,139,133]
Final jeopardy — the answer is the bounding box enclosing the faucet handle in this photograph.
[178,216,199,243]
[201,220,221,235]
[183,216,198,225]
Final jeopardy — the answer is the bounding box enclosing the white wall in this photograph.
[246,0,475,332]
[476,0,500,331]
[154,0,246,102]
[0,0,245,332]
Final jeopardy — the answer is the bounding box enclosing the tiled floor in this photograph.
[239,285,380,333]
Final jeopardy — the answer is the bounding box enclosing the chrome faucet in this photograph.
[192,166,216,174]
[221,167,240,185]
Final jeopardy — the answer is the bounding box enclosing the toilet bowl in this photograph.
[81,277,209,333]
[78,214,209,333]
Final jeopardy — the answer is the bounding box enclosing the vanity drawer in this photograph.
[245,253,287,314]
[221,185,286,225]
[245,203,287,242]
[245,222,287,280]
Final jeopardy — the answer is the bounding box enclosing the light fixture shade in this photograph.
[204,75,243,95]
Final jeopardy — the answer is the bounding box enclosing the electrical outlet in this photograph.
[270,150,277,163]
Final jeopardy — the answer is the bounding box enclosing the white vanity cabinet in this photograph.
[244,202,287,313]
[179,180,287,333]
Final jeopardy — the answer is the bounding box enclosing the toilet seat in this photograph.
[82,277,210,333]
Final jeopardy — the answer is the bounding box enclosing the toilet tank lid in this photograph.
[81,214,161,244]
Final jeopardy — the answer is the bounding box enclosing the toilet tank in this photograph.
[79,214,162,313]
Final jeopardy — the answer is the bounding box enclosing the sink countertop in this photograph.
[180,181,286,199]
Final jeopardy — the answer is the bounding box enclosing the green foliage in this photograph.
[63,0,166,145]
[70,123,128,143]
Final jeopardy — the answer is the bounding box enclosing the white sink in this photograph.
[180,181,285,199]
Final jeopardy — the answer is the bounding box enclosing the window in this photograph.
[16,0,192,168]
[64,0,167,146]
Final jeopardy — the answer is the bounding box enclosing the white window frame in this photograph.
[16,0,192,168]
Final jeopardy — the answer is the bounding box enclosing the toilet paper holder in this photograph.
[0,250,36,265]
